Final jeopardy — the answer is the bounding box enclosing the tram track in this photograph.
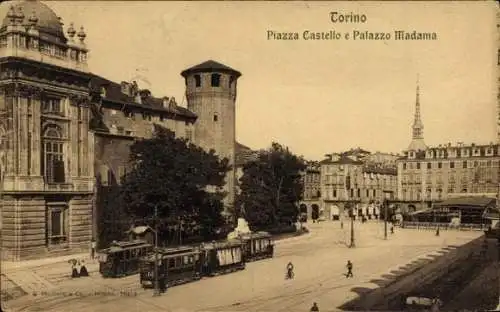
[199,245,445,311]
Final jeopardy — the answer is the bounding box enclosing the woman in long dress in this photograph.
[79,260,89,277]
[71,260,79,278]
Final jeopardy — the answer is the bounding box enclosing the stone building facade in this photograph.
[89,75,197,243]
[318,153,397,221]
[0,1,240,260]
[397,143,500,212]
[298,161,321,219]
[397,77,500,213]
[0,1,94,260]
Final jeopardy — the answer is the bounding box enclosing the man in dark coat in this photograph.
[286,261,294,279]
[310,302,319,311]
[346,260,353,278]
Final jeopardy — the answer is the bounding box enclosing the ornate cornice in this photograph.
[69,94,90,107]
[17,84,44,99]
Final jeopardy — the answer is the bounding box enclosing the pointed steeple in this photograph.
[407,74,427,151]
[412,74,424,139]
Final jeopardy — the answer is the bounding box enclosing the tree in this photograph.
[96,174,131,248]
[236,142,306,229]
[118,124,230,242]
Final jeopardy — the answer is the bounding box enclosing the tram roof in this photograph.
[201,239,243,250]
[141,250,199,262]
[239,231,272,239]
[100,240,152,253]
[157,246,195,255]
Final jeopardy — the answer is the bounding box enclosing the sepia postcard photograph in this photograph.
[0,0,498,311]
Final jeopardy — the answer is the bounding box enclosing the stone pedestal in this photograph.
[227,218,251,240]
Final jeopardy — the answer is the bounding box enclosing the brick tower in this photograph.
[181,60,241,219]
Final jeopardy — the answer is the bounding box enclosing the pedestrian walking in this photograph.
[390,226,394,234]
[286,261,294,279]
[345,260,353,278]
[340,221,344,229]
[91,238,96,260]
[310,302,319,311]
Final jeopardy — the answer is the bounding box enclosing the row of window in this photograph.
[402,172,496,183]
[408,147,496,159]
[192,73,235,88]
[323,188,381,199]
[122,110,193,126]
[402,160,498,170]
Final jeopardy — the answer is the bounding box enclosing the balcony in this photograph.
[45,183,73,192]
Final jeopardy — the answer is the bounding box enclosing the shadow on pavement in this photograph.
[337,237,498,311]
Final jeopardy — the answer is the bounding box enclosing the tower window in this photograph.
[213,114,218,122]
[194,75,201,87]
[229,75,235,88]
[211,74,221,87]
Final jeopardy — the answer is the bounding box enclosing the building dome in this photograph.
[1,0,65,41]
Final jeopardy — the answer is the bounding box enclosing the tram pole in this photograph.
[346,175,355,248]
[153,204,160,296]
[384,199,388,240]
[349,207,355,248]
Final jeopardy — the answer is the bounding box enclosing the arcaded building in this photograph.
[0,1,240,260]
[397,80,500,212]
[298,161,321,220]
[318,152,397,221]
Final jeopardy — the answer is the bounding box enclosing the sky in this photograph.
[1,1,498,161]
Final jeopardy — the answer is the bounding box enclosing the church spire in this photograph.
[412,74,424,139]
[407,74,427,151]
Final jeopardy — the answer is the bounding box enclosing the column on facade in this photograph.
[69,196,92,250]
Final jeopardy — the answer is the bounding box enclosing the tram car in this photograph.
[139,246,202,288]
[97,240,153,278]
[238,231,274,262]
[139,239,245,288]
[199,239,246,276]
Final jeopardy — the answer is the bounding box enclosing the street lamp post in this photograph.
[346,175,355,248]
[384,199,388,240]
[349,206,355,248]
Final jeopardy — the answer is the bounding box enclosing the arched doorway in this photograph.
[311,204,320,221]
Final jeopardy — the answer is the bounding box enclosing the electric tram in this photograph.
[238,231,274,262]
[97,240,153,278]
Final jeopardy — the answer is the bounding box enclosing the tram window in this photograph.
[194,254,199,261]
[188,256,193,264]
[183,256,189,265]
[168,258,175,269]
